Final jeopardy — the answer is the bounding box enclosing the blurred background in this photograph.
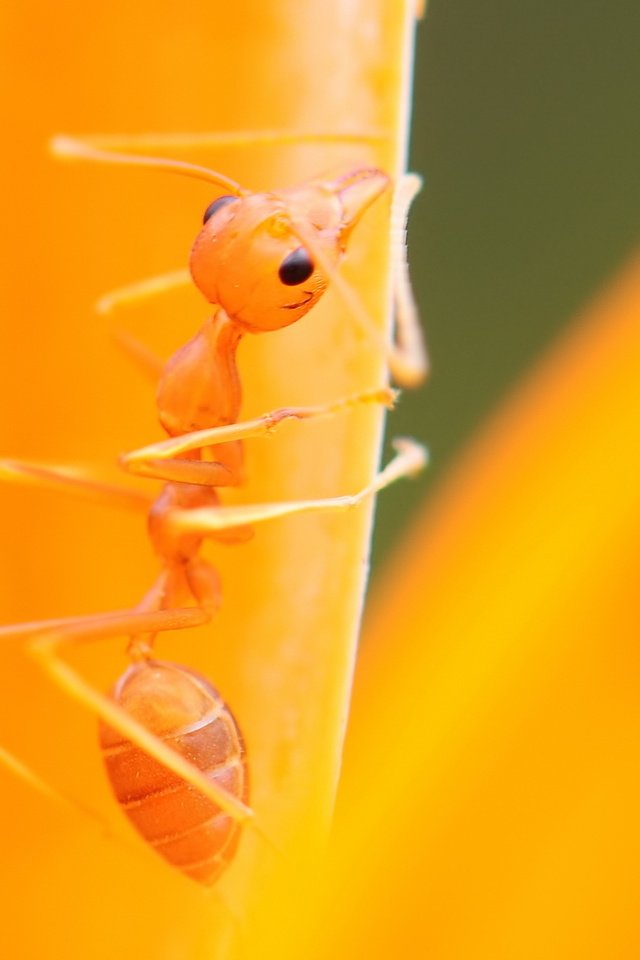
[374,0,640,564]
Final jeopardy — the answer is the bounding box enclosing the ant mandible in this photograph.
[0,131,427,885]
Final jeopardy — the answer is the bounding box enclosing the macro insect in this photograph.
[0,133,427,885]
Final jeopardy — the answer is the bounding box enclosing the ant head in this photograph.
[189,168,389,333]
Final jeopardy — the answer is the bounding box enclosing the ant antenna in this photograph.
[51,136,247,196]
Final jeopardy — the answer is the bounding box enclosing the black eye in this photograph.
[202,195,237,224]
[278,247,314,286]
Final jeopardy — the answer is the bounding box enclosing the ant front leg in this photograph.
[119,387,397,486]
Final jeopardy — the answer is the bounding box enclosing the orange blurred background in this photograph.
[3,1,640,958]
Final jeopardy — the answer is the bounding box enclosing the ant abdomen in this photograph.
[99,660,247,885]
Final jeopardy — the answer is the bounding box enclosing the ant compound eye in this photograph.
[278,247,314,286]
[202,195,237,224]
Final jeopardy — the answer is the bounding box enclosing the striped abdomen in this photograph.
[99,659,247,885]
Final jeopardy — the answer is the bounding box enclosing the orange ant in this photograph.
[0,132,427,885]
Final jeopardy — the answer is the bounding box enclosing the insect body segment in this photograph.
[188,167,389,332]
[100,660,247,885]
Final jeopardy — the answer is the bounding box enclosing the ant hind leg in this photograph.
[0,742,78,810]
[1,607,254,823]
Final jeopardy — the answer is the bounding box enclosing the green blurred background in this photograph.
[373,0,640,566]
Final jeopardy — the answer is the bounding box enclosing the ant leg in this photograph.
[0,741,147,869]
[288,174,428,389]
[111,328,166,384]
[0,743,78,810]
[0,741,126,843]
[125,565,221,659]
[0,460,150,511]
[0,741,249,901]
[388,173,429,387]
[97,269,191,316]
[0,719,230,876]
[119,386,396,485]
[51,129,385,157]
[12,607,253,823]
[167,438,427,536]
[0,624,144,841]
